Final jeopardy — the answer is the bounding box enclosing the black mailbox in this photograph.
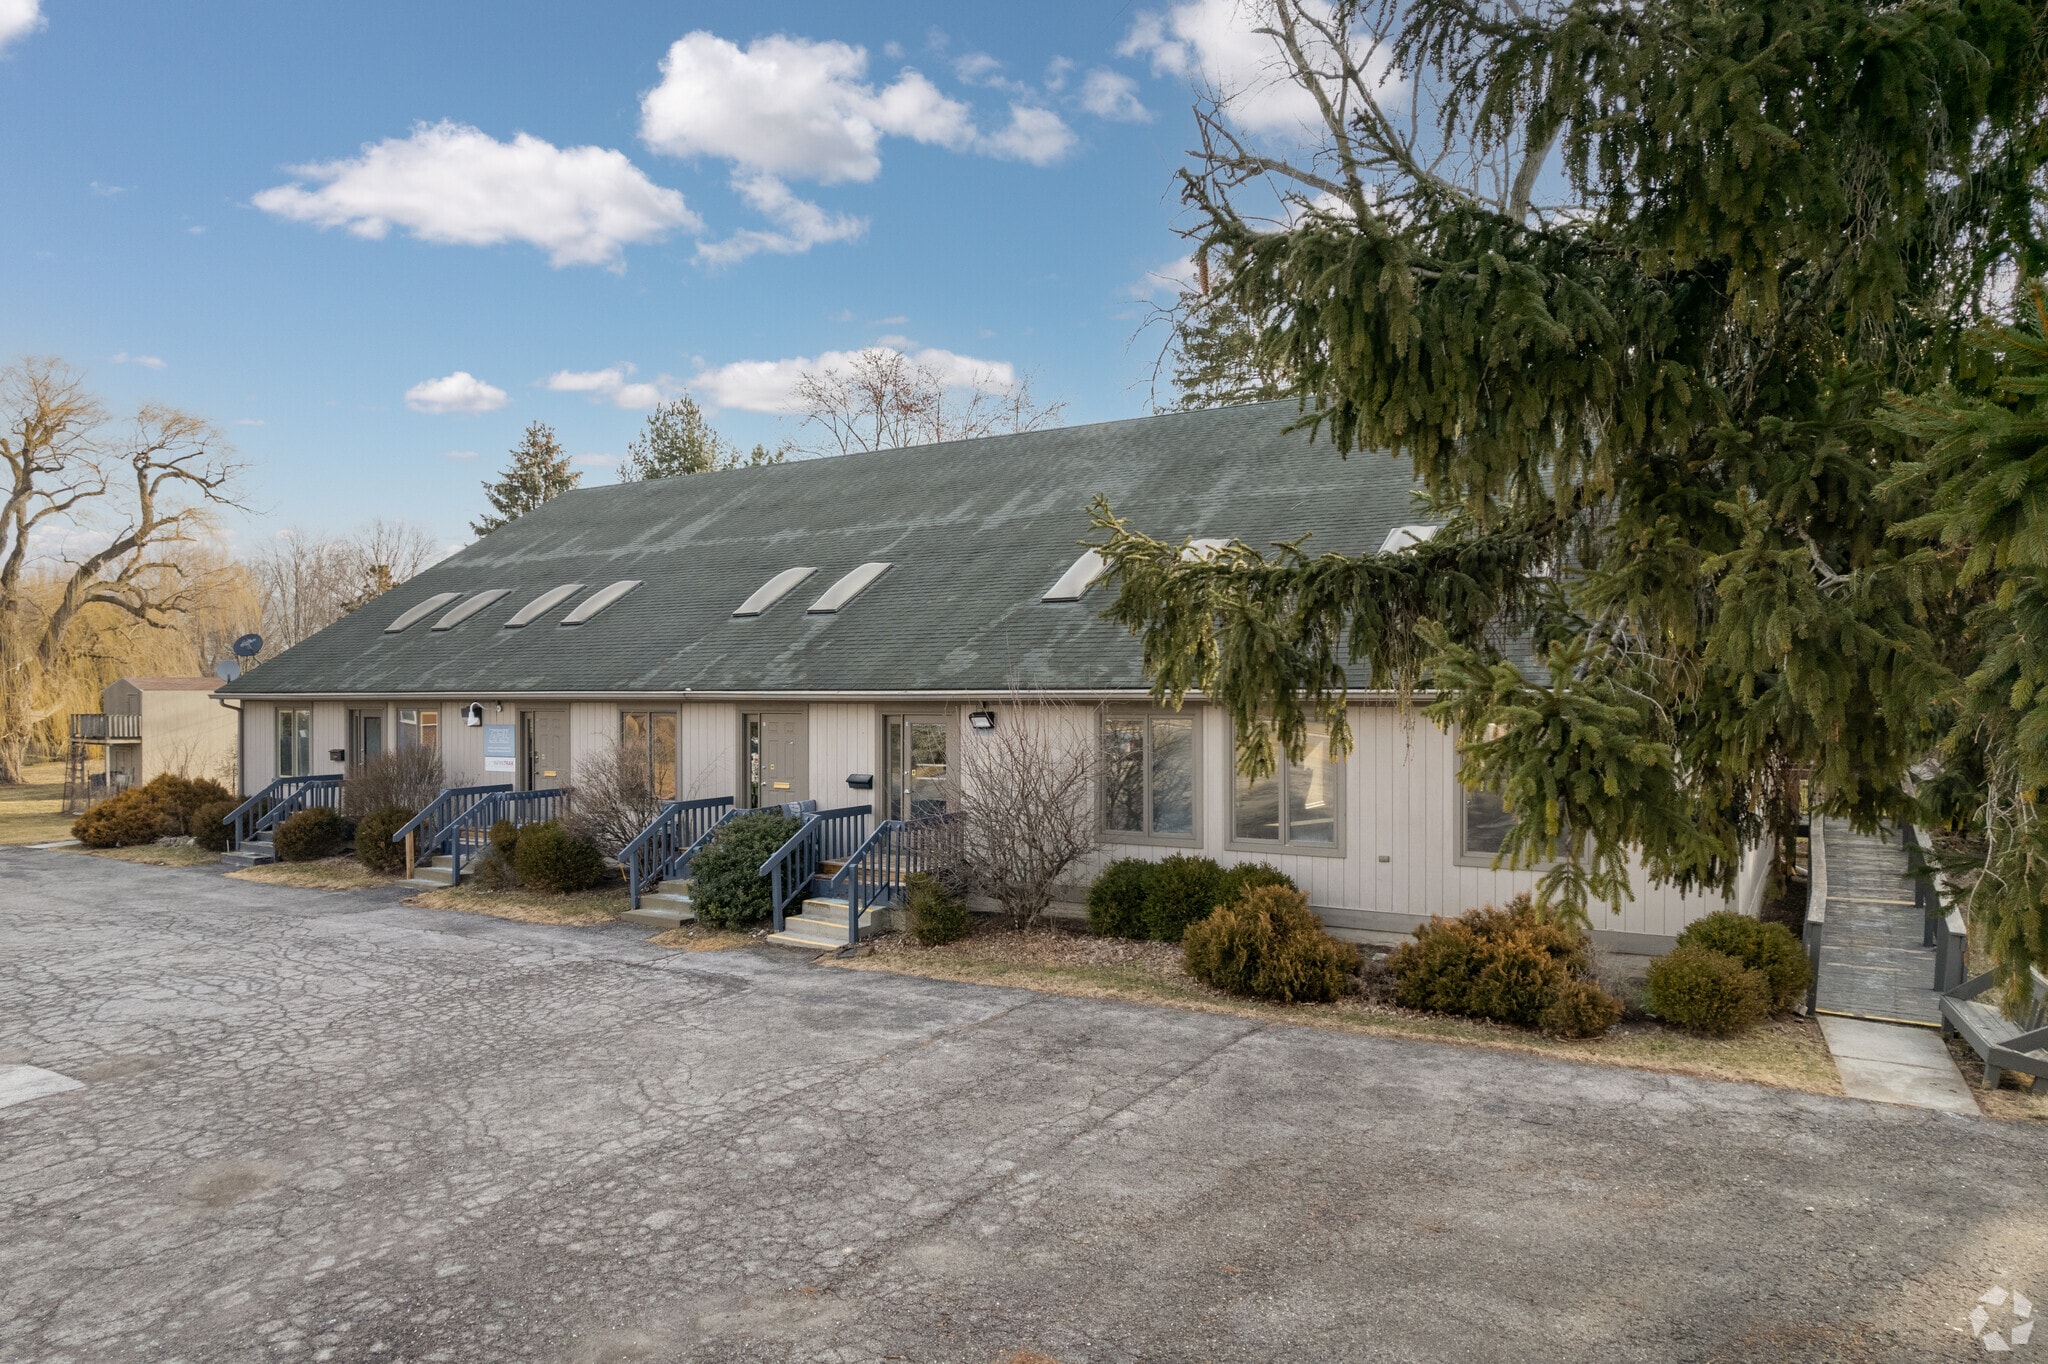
[846,773,875,790]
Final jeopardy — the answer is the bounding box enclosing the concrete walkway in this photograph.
[1818,1016,1979,1115]
[1812,819,1977,1113]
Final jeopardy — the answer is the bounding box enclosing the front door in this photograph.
[747,712,808,807]
[349,709,383,771]
[521,709,569,790]
[885,715,949,821]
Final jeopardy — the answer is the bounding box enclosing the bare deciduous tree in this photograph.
[948,697,1102,929]
[793,348,1068,458]
[565,733,669,856]
[249,518,439,652]
[0,357,244,783]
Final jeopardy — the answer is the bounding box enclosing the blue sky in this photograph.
[0,2,1286,553]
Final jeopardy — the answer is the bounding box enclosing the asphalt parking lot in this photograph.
[3,849,2044,1362]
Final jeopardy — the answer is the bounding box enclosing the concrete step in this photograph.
[221,842,275,868]
[766,917,851,950]
[405,864,456,887]
[623,890,695,929]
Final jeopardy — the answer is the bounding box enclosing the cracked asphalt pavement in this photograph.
[3,849,2044,1363]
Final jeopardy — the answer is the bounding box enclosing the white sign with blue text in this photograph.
[483,724,516,773]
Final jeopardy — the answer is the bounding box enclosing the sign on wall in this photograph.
[483,723,516,773]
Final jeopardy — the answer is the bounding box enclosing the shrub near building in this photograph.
[690,811,801,929]
[1386,896,1624,1038]
[353,806,416,874]
[274,808,351,862]
[72,774,235,848]
[1184,884,1359,1004]
[510,820,609,894]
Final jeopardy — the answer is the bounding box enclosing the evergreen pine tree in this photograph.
[619,396,734,480]
[1091,0,2048,935]
[472,421,579,536]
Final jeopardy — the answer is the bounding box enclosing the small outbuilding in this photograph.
[64,677,237,810]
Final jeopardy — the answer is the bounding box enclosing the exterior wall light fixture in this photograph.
[968,710,997,732]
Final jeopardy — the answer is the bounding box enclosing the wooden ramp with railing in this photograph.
[1810,818,1942,1027]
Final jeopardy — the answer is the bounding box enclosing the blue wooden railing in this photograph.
[424,788,568,884]
[620,796,735,909]
[823,813,966,945]
[223,774,344,847]
[761,804,872,931]
[390,784,511,877]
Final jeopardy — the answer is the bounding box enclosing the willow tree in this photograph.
[1096,0,2048,926]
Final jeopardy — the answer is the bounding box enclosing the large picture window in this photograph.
[275,708,312,777]
[1230,724,1340,850]
[1460,787,1517,858]
[397,708,440,752]
[1101,712,1196,842]
[621,711,678,800]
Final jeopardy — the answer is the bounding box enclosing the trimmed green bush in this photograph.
[1183,884,1360,1003]
[191,799,238,853]
[1087,858,1156,938]
[471,847,519,890]
[1143,853,1226,942]
[353,806,416,874]
[145,775,235,835]
[1217,861,1296,905]
[1676,910,1811,1011]
[906,871,971,945]
[275,807,351,862]
[691,811,802,929]
[1386,895,1623,1036]
[489,819,522,859]
[72,789,172,847]
[1540,978,1626,1038]
[1644,945,1771,1035]
[510,820,609,893]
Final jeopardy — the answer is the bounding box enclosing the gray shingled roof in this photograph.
[222,401,1431,697]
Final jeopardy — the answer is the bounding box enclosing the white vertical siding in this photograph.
[242,702,277,792]
[810,702,879,810]
[311,703,348,777]
[676,701,739,801]
[436,699,485,786]
[569,702,618,787]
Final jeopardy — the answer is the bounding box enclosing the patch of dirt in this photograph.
[1943,1031,2048,1124]
[404,885,629,926]
[227,856,393,891]
[648,924,760,952]
[71,842,219,868]
[841,919,1845,1097]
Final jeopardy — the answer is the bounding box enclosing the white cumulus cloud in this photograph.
[405,371,508,415]
[691,345,1017,414]
[253,121,700,269]
[639,32,974,183]
[978,105,1075,165]
[1079,68,1152,123]
[0,0,43,55]
[696,172,868,267]
[1121,0,1385,135]
[542,364,677,411]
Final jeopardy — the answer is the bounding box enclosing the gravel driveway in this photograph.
[2,849,2043,1363]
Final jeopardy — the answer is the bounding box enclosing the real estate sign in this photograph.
[483,724,515,773]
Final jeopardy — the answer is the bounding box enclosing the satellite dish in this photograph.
[214,658,242,682]
[233,633,264,658]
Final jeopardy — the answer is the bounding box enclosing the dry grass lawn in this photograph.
[69,841,218,868]
[0,762,75,846]
[228,857,394,892]
[1945,1032,2048,1125]
[840,924,1847,1098]
[648,924,760,952]
[405,883,631,926]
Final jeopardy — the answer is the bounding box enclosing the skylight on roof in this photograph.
[1043,550,1106,602]
[1379,524,1442,554]
[733,566,817,617]
[504,584,585,628]
[431,589,511,631]
[807,561,892,614]
[561,580,642,625]
[1180,537,1230,562]
[385,591,463,634]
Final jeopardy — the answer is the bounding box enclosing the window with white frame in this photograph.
[275,708,312,777]
[1230,723,1340,849]
[1101,712,1197,841]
